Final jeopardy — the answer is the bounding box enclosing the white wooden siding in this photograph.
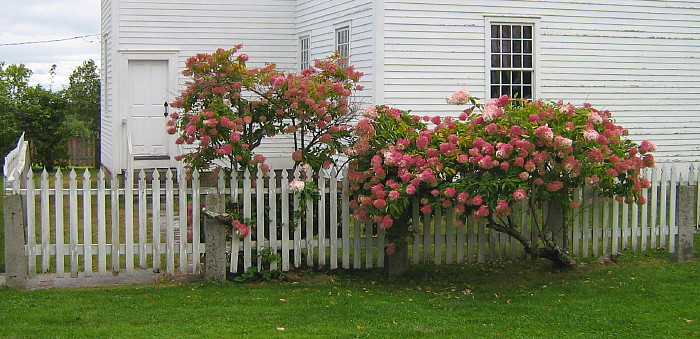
[383,0,700,164]
[103,0,299,173]
[295,0,375,107]
[100,0,115,171]
[103,0,700,168]
[117,1,297,68]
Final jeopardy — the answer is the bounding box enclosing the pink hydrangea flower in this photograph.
[288,180,306,192]
[471,195,483,206]
[513,189,527,201]
[583,130,599,142]
[534,126,554,140]
[217,144,233,155]
[546,180,564,192]
[457,192,469,203]
[639,140,657,154]
[445,88,471,105]
[406,184,417,195]
[373,199,387,209]
[203,118,218,127]
[473,204,490,219]
[588,112,603,124]
[495,200,512,218]
[388,190,400,200]
[362,105,378,118]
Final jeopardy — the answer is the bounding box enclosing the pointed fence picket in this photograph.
[3,163,692,279]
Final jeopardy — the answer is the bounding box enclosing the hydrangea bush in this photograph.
[168,46,363,176]
[169,46,362,237]
[346,89,656,269]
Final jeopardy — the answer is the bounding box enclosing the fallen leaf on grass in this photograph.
[357,325,365,329]
[276,327,286,331]
[684,319,695,323]
[280,299,287,302]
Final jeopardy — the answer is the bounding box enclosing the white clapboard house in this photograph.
[100,0,700,174]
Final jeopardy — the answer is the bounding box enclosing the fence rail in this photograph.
[3,162,694,279]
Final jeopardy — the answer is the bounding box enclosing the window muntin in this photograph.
[489,24,534,99]
[299,35,310,70]
[335,26,350,64]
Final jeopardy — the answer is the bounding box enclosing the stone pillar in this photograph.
[671,185,695,262]
[204,194,227,282]
[4,195,28,289]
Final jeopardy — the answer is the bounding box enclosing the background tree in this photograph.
[64,59,100,137]
[17,85,69,171]
[0,62,30,160]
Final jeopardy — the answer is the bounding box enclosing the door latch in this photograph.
[163,101,169,117]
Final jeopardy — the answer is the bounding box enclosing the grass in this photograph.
[0,248,698,338]
[1,178,4,272]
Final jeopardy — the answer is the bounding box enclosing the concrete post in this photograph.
[203,194,227,282]
[4,195,28,289]
[545,200,567,249]
[671,185,695,262]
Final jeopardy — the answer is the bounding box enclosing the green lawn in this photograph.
[0,248,698,338]
[1,178,4,272]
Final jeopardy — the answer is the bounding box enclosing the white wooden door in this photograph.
[127,60,170,158]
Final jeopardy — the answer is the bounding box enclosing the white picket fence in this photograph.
[3,132,28,186]
[2,161,694,278]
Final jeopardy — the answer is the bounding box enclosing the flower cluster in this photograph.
[169,46,363,176]
[346,89,656,254]
[288,180,306,192]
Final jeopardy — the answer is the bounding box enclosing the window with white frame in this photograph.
[335,26,350,64]
[489,23,534,99]
[299,35,310,70]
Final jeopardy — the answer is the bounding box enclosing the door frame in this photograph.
[117,50,179,171]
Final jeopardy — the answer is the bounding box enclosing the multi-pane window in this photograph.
[299,35,310,70]
[335,26,350,64]
[489,23,534,99]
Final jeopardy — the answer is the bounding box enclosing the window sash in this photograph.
[488,23,534,99]
[299,36,310,70]
[335,26,350,61]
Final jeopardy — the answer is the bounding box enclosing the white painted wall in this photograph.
[101,0,297,173]
[100,0,116,172]
[103,0,700,169]
[382,0,700,164]
[295,0,375,107]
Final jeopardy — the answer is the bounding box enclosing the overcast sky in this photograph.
[0,0,100,90]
